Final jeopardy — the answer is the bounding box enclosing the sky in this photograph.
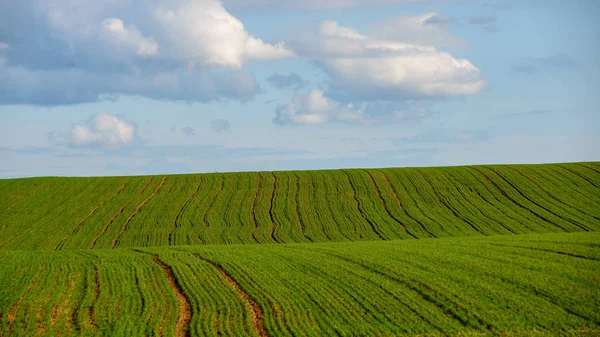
[0,0,599,178]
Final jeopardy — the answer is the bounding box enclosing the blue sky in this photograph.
[0,0,598,177]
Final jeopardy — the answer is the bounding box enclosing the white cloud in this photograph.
[152,0,293,68]
[101,18,159,57]
[295,19,485,100]
[274,89,365,125]
[0,0,292,105]
[70,113,135,147]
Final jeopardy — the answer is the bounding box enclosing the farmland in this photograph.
[1,162,599,251]
[0,162,599,336]
[1,232,598,336]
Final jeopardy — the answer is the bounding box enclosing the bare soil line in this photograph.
[2,182,55,214]
[55,183,128,250]
[251,172,263,243]
[169,181,204,245]
[269,174,279,243]
[4,268,44,337]
[0,229,24,248]
[89,266,100,329]
[195,254,269,337]
[111,177,167,249]
[151,255,191,337]
[3,182,37,202]
[89,178,153,249]
[363,170,416,238]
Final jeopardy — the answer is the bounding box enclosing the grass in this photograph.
[0,232,598,336]
[0,162,599,250]
[0,162,599,336]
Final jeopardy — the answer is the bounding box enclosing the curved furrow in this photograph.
[151,255,191,337]
[169,180,204,246]
[55,183,128,250]
[363,170,416,238]
[342,170,386,240]
[251,172,263,243]
[111,177,167,249]
[89,177,154,249]
[471,167,568,232]
[488,167,589,232]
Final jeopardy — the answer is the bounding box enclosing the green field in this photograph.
[1,162,599,250]
[1,162,599,336]
[1,233,598,336]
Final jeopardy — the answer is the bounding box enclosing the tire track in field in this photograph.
[1,182,55,215]
[488,167,585,232]
[195,254,269,337]
[55,183,128,250]
[557,165,600,189]
[487,243,599,261]
[0,229,25,248]
[251,172,263,243]
[378,171,435,238]
[89,178,153,249]
[542,167,600,207]
[439,172,518,235]
[268,174,280,243]
[508,166,600,224]
[472,167,568,232]
[343,170,386,240]
[111,177,167,249]
[292,172,310,242]
[363,170,416,238]
[151,255,191,337]
[313,249,497,333]
[577,162,600,175]
[169,180,204,245]
[3,268,44,337]
[2,181,37,203]
[415,170,487,235]
[89,266,100,329]
[199,174,224,245]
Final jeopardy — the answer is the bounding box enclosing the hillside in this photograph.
[1,162,599,251]
[1,232,598,336]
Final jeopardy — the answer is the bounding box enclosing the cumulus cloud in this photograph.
[70,113,135,147]
[101,18,159,57]
[266,73,306,89]
[276,16,484,125]
[211,119,231,133]
[292,19,485,101]
[0,0,292,105]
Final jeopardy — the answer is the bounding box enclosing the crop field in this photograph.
[0,162,599,336]
[0,232,598,337]
[0,162,599,251]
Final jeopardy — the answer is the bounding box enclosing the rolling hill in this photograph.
[1,162,599,336]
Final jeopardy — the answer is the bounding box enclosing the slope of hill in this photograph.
[1,232,598,337]
[1,162,599,251]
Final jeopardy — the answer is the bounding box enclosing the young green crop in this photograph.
[1,232,598,336]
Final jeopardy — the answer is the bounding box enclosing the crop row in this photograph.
[1,232,598,336]
[0,162,599,250]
